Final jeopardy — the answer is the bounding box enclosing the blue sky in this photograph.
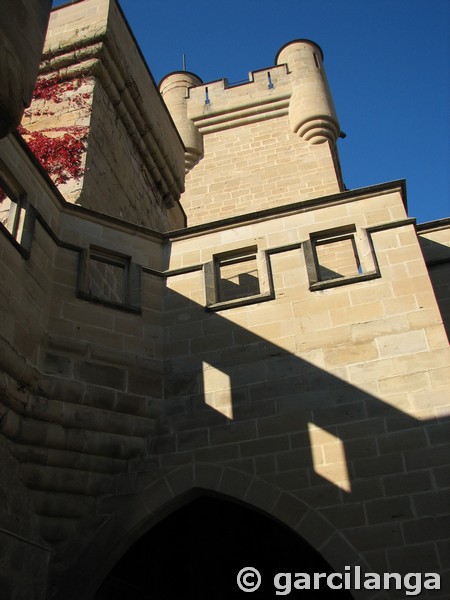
[52,0,449,224]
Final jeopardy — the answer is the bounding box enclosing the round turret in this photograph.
[159,71,204,172]
[276,40,340,144]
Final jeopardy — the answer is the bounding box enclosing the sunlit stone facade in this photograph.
[0,1,448,598]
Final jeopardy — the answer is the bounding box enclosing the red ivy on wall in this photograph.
[18,125,87,185]
[31,76,91,108]
[19,76,91,185]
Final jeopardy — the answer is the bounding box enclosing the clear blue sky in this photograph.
[52,0,449,224]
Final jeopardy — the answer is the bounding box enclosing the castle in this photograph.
[0,1,449,598]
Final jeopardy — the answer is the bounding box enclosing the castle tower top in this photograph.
[160,38,344,225]
[159,39,340,145]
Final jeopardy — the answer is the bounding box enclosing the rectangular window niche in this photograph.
[0,170,34,256]
[305,225,380,290]
[205,245,274,310]
[78,246,141,312]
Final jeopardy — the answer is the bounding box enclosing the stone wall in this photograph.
[23,0,186,231]
[0,133,166,596]
[181,114,341,226]
[0,0,51,136]
[0,2,449,598]
[154,184,450,598]
[1,131,449,600]
[418,220,450,341]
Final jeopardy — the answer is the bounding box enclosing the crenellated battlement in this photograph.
[184,64,292,134]
[161,39,339,153]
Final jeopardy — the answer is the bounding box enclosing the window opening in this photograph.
[87,251,128,305]
[215,249,260,302]
[78,246,141,312]
[314,234,362,281]
[0,178,26,243]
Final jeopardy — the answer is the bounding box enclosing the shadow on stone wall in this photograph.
[419,236,450,341]
[82,284,450,600]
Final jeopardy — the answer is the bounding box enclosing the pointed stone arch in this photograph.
[55,463,386,600]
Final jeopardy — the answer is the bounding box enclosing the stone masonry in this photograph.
[0,1,449,599]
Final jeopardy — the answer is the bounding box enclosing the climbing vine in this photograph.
[18,124,88,185]
[28,75,92,114]
[19,75,91,185]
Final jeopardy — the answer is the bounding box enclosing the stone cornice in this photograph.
[191,94,290,134]
[416,217,450,233]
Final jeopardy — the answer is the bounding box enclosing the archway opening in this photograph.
[94,496,354,599]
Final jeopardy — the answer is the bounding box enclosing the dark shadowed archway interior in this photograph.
[94,496,354,599]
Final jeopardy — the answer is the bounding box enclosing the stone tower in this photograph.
[0,1,449,599]
[160,39,344,226]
